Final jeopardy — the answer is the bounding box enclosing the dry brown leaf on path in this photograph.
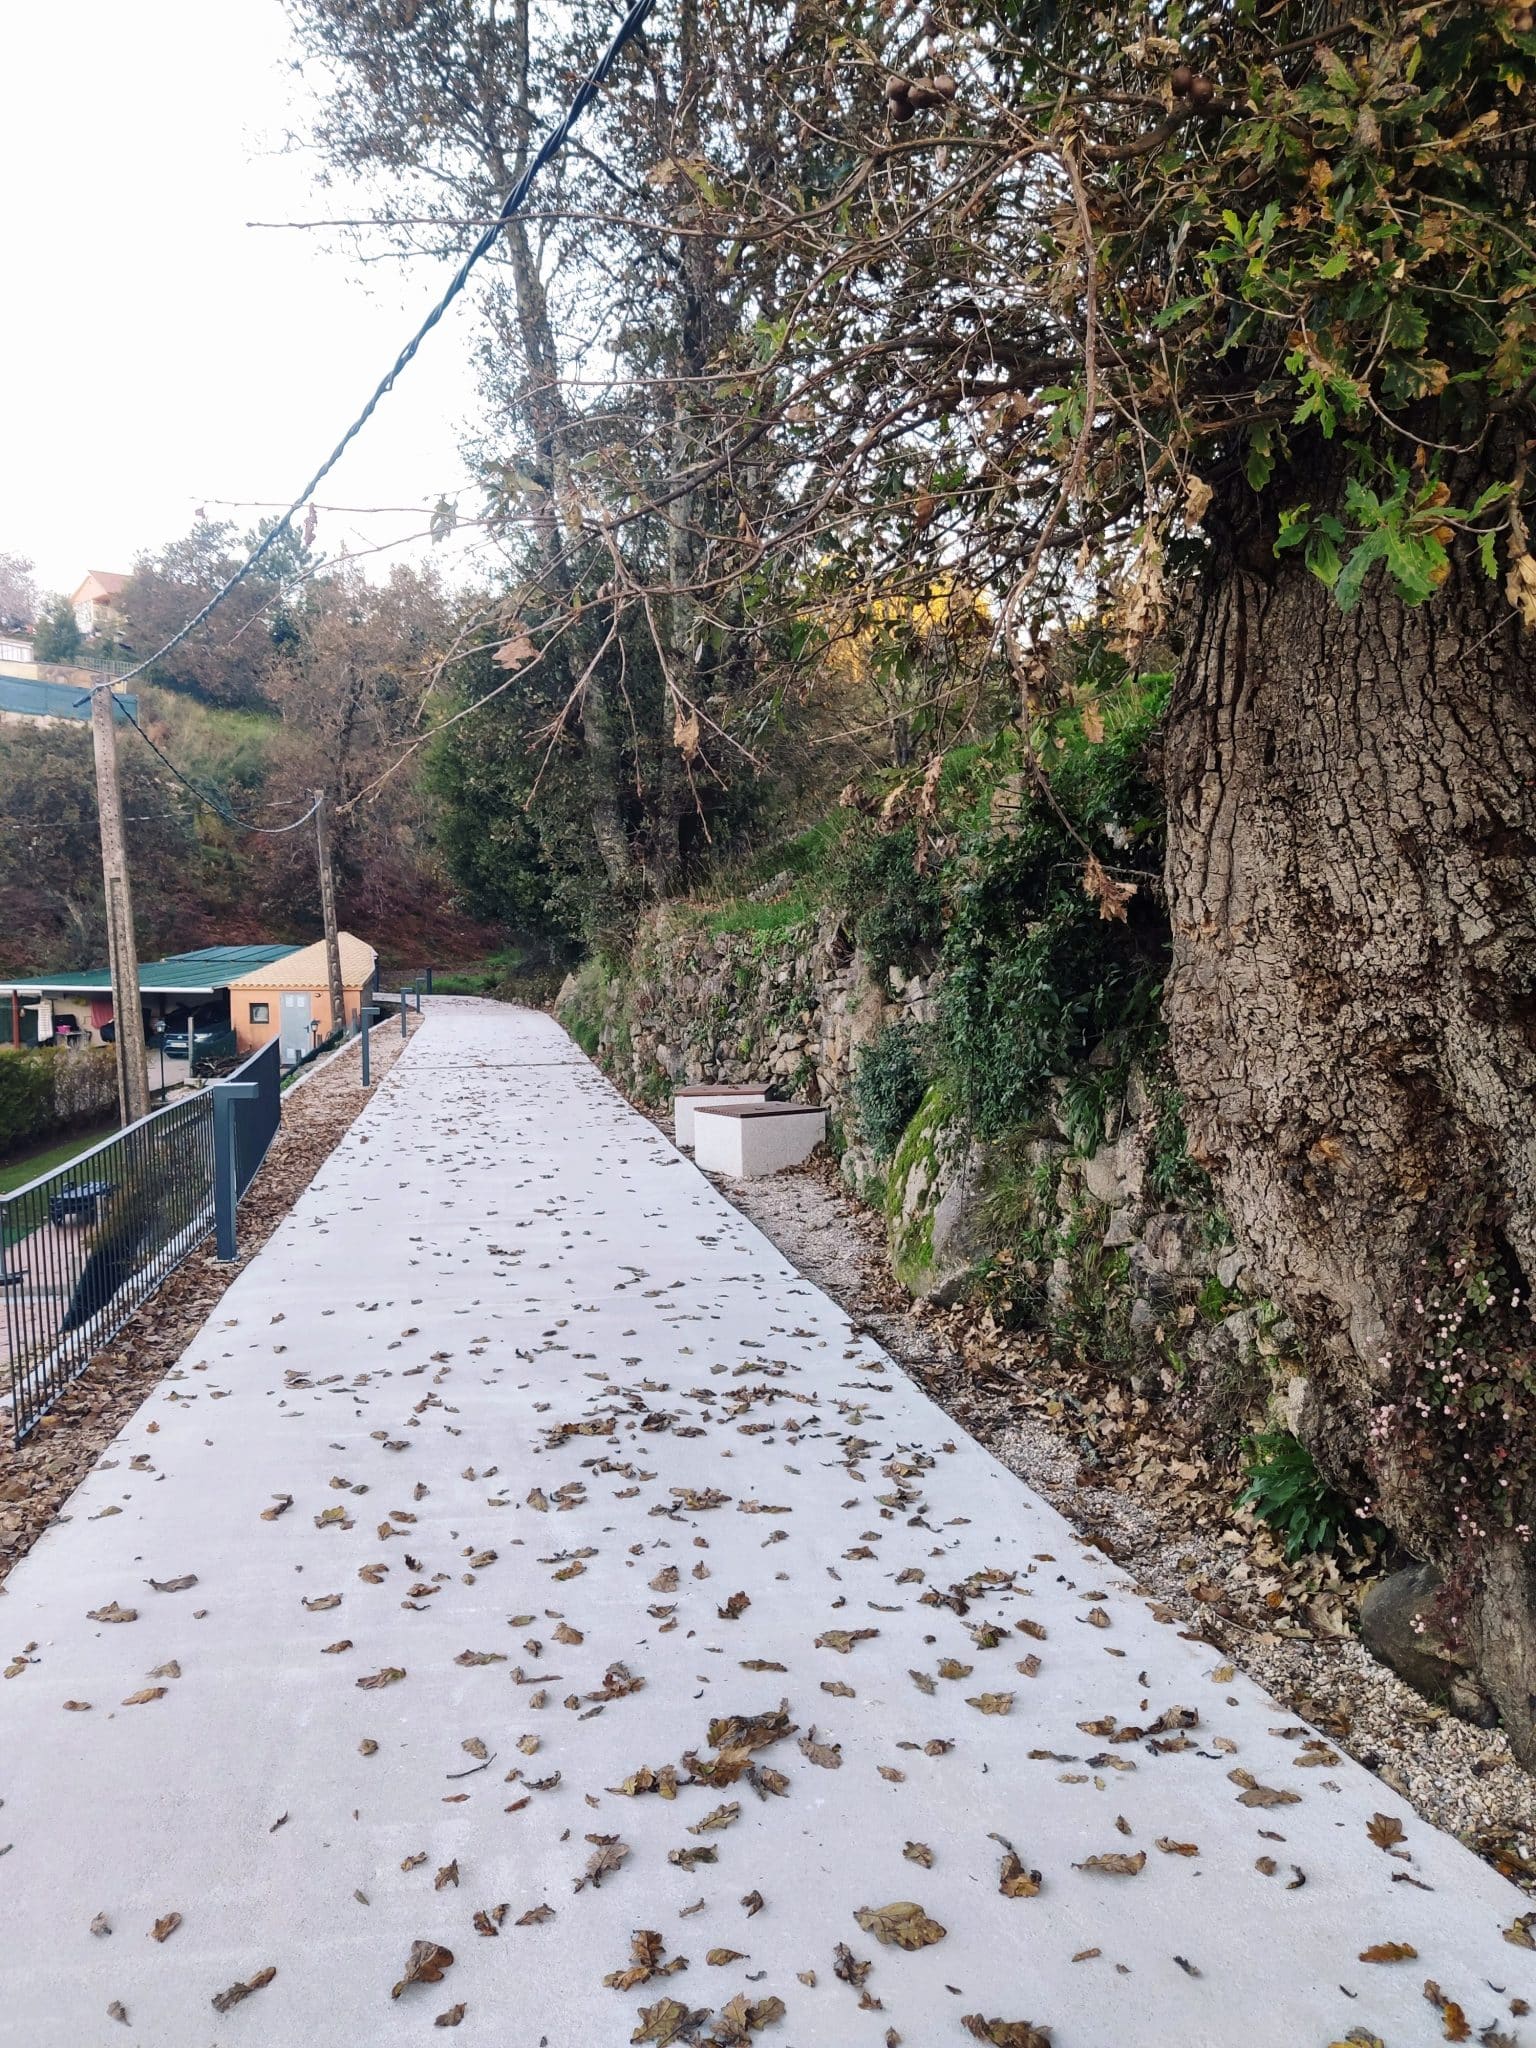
[961,2020,1053,2048]
[147,1575,197,1593]
[1358,1942,1418,1963]
[967,1692,1014,1716]
[356,1667,406,1689]
[799,1727,842,1769]
[87,1602,137,1624]
[1156,1839,1200,1858]
[435,1861,459,1890]
[631,1999,710,2044]
[472,1905,508,1936]
[107,2002,129,2026]
[1075,1852,1145,1876]
[515,1903,554,1925]
[903,1842,934,1868]
[392,1941,455,1998]
[816,1628,877,1654]
[989,1835,1042,1897]
[708,1948,747,1965]
[1366,1813,1406,1851]
[211,1967,276,2013]
[575,1835,630,1891]
[434,2006,466,2028]
[149,1913,181,1942]
[260,1496,293,1522]
[90,1913,111,1938]
[121,1687,166,1706]
[854,1902,946,1949]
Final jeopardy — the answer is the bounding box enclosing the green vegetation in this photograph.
[853,1023,933,1162]
[1238,1432,1361,1561]
[0,1047,118,1161]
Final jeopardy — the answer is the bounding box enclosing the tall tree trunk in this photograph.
[1164,526,1536,1756]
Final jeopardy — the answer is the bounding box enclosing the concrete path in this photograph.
[1,1001,1531,2048]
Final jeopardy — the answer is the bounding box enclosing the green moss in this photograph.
[885,1082,956,1292]
[557,958,609,1058]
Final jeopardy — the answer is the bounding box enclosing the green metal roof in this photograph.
[0,943,301,996]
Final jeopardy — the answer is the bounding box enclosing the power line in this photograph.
[96,0,658,833]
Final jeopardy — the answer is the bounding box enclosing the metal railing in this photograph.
[1,1037,283,1443]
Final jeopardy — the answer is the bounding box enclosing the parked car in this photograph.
[161,1025,233,1059]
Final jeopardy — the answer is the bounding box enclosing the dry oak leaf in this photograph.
[575,1835,631,1892]
[435,1861,460,1890]
[903,1842,934,1868]
[148,1576,197,1593]
[1423,1982,1472,2043]
[211,1966,276,2013]
[454,1649,506,1667]
[108,2002,129,2026]
[1357,1942,1418,1963]
[631,2000,710,2044]
[392,1940,455,1998]
[1075,1852,1146,1876]
[962,2021,1052,2048]
[1367,1813,1407,1851]
[799,1727,842,1770]
[816,1629,878,1654]
[88,1602,138,1624]
[1228,1769,1300,1809]
[435,2006,467,2028]
[91,1913,111,1938]
[303,1593,342,1612]
[356,1666,406,1689]
[689,1803,740,1835]
[707,1948,747,1966]
[714,1992,787,2040]
[358,1738,379,1756]
[1155,1839,1200,1858]
[990,1836,1042,1897]
[122,1687,167,1706]
[854,1902,947,1950]
[472,1905,508,1937]
[150,1913,182,1943]
[1503,1912,1536,1949]
[515,1903,554,1925]
[967,1692,1015,1716]
[260,1495,293,1521]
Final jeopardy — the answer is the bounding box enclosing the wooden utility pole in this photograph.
[89,684,151,1124]
[314,789,347,1038]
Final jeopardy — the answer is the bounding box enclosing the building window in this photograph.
[249,1002,270,1024]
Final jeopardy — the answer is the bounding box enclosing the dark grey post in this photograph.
[212,1079,260,1261]
[400,993,408,1039]
[425,967,433,994]
[360,1004,378,1085]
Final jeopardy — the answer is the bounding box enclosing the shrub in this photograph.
[853,1024,932,1159]
[830,825,943,980]
[939,679,1169,1139]
[1238,1432,1359,1559]
[0,1046,118,1159]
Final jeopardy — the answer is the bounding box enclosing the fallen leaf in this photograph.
[434,2005,466,2028]
[150,1913,181,1943]
[211,1966,276,2013]
[121,1687,167,1706]
[575,1835,630,1892]
[816,1629,878,1654]
[854,1902,946,1950]
[91,1913,111,1937]
[260,1496,293,1522]
[108,2002,129,2026]
[961,2021,1052,2048]
[303,1594,342,1612]
[148,1575,197,1593]
[1358,1942,1418,1964]
[435,1860,460,1890]
[356,1667,406,1689]
[88,1602,138,1624]
[903,1842,934,1868]
[392,1940,455,1998]
[1075,1853,1145,1876]
[966,1693,1014,1716]
[516,1904,555,1925]
[631,1999,711,2044]
[1156,1839,1200,1858]
[707,1948,747,1966]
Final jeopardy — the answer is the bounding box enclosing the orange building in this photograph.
[226,933,378,1062]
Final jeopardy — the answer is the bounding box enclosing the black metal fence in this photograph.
[2,1037,284,1444]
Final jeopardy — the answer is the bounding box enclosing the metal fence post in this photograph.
[425,967,433,994]
[400,993,408,1039]
[360,1004,378,1085]
[212,1080,260,1262]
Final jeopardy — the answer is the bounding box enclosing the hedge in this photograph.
[0,1047,118,1160]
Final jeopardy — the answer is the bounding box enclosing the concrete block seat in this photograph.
[672,1082,769,1148]
[693,1099,827,1177]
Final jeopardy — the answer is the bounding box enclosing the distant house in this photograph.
[227,933,379,1062]
[70,570,129,639]
[0,944,301,1051]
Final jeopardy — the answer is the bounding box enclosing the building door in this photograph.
[278,991,312,1061]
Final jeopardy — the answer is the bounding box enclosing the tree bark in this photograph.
[1164,528,1536,1754]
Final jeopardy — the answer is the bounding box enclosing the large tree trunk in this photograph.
[1164,527,1536,1757]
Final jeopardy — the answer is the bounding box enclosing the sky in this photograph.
[0,0,484,601]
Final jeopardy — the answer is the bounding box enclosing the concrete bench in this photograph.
[672,1082,769,1149]
[693,1100,827,1177]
